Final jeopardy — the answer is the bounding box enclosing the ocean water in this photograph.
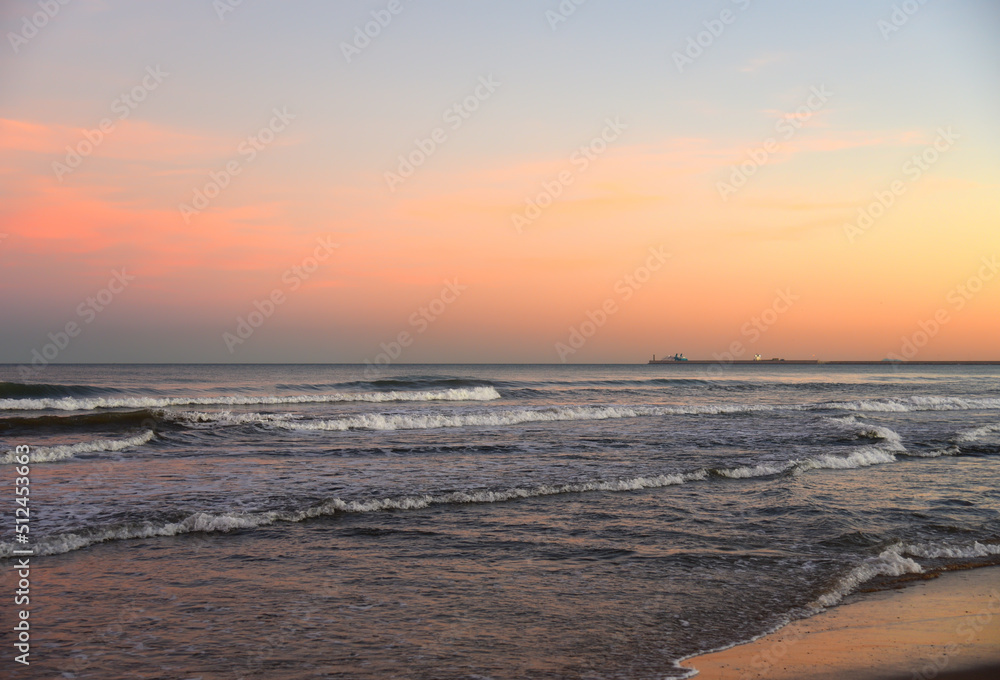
[1,363,998,679]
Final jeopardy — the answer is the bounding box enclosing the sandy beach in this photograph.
[682,566,1000,680]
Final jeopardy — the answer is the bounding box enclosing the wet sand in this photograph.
[682,566,1000,680]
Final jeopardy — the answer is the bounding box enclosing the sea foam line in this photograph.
[826,396,1000,412]
[675,538,1000,679]
[810,539,1000,611]
[269,403,774,432]
[956,422,1000,444]
[192,399,1000,434]
[0,470,705,558]
[0,441,913,558]
[0,430,155,465]
[0,386,502,411]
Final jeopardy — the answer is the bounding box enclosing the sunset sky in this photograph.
[1,0,998,364]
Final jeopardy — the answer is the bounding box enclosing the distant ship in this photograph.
[651,353,688,362]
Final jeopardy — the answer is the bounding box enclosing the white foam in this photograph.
[0,470,708,558]
[178,411,299,426]
[273,403,778,432]
[0,430,155,464]
[826,396,1000,413]
[811,539,1000,611]
[903,541,1000,560]
[716,462,794,478]
[0,442,909,559]
[857,425,905,451]
[0,386,502,411]
[275,405,655,431]
[811,547,924,609]
[826,415,907,450]
[900,447,958,458]
[0,438,948,558]
[795,447,898,473]
[956,423,1000,444]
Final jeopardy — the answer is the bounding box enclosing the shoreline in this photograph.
[680,565,1000,680]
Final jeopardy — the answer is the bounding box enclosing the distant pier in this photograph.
[647,358,1000,365]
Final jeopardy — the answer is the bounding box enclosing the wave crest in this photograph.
[0,386,501,411]
[0,430,155,464]
[0,442,911,558]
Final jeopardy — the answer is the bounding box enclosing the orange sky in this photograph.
[1,1,998,363]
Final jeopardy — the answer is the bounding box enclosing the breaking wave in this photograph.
[0,440,914,557]
[824,396,1000,412]
[811,547,924,609]
[0,386,502,411]
[902,541,1000,560]
[0,470,707,558]
[811,539,1000,610]
[956,423,1000,444]
[826,415,906,450]
[796,447,899,472]
[269,404,776,432]
[0,431,155,464]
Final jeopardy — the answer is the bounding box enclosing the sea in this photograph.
[1,363,998,679]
